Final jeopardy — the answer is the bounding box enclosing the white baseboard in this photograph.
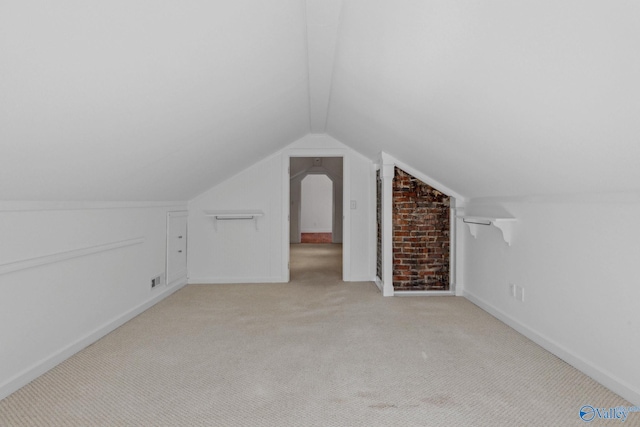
[190,276,374,285]
[373,278,457,296]
[464,289,640,406]
[0,281,187,401]
[188,276,285,284]
[394,290,455,296]
[348,275,376,282]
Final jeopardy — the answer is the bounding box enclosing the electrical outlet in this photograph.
[516,286,525,302]
[151,274,162,289]
[509,283,516,298]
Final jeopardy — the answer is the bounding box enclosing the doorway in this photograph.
[288,156,344,281]
[300,174,333,243]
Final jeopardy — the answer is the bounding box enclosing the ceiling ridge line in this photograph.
[322,0,346,134]
[303,0,314,133]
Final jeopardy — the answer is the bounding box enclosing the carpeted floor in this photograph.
[0,244,632,426]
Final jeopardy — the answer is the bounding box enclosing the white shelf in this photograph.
[204,210,264,230]
[457,215,517,245]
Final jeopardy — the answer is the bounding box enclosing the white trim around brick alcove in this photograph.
[376,152,465,297]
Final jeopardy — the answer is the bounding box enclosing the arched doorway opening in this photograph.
[300,174,333,243]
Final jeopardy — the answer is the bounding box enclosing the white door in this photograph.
[167,211,188,286]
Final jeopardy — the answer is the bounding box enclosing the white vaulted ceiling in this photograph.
[2,1,640,201]
[327,0,640,198]
[0,0,310,201]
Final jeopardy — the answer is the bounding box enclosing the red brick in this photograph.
[392,167,450,292]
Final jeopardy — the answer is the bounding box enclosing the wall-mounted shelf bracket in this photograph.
[457,216,517,245]
[204,210,264,231]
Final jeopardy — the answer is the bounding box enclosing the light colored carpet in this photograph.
[0,244,632,426]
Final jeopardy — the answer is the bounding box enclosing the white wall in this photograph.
[0,202,188,400]
[328,1,640,200]
[462,195,640,405]
[188,134,375,283]
[188,152,285,283]
[301,174,333,233]
[1,1,311,202]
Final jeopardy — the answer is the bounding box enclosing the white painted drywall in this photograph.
[0,202,188,400]
[0,1,309,201]
[462,196,640,405]
[306,0,343,133]
[5,0,640,204]
[328,1,640,198]
[188,134,373,283]
[4,1,640,204]
[301,174,333,233]
[188,151,285,283]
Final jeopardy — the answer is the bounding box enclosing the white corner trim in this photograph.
[464,289,640,406]
[0,280,187,401]
[0,237,145,276]
[380,152,466,201]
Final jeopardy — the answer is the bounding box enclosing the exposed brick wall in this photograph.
[301,233,332,243]
[393,167,450,291]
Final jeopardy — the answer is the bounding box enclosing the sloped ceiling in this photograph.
[0,0,310,201]
[327,0,640,198]
[2,1,639,201]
